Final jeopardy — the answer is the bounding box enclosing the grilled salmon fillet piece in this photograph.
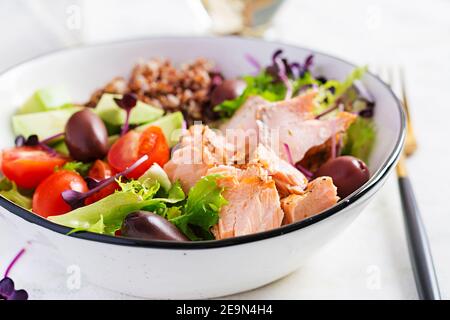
[209,165,284,240]
[281,176,339,224]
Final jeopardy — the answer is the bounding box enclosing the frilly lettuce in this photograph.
[169,175,227,241]
[341,117,376,162]
[50,174,228,241]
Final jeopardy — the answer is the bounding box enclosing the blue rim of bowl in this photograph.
[0,36,406,249]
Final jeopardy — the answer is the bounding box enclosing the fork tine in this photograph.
[371,64,418,156]
[398,67,418,156]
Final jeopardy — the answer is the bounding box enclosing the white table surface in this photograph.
[1,0,449,300]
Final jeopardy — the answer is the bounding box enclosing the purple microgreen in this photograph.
[25,135,39,146]
[283,143,313,179]
[245,53,262,74]
[274,57,293,100]
[84,177,102,190]
[283,143,295,166]
[302,54,314,75]
[295,162,314,180]
[266,50,314,80]
[62,154,149,209]
[358,99,375,118]
[181,120,187,133]
[315,104,339,119]
[1,245,29,300]
[40,132,65,144]
[14,135,26,147]
[271,49,283,64]
[0,278,28,300]
[4,247,26,279]
[289,62,301,78]
[14,134,60,156]
[114,93,138,136]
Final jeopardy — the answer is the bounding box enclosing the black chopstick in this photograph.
[397,173,441,300]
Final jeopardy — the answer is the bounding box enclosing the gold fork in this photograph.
[375,65,440,300]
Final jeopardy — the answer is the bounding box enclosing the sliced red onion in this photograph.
[62,154,149,209]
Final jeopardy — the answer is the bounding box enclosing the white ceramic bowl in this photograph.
[0,37,405,299]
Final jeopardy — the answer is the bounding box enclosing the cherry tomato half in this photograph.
[32,170,88,218]
[2,146,68,189]
[107,126,169,179]
[84,160,119,205]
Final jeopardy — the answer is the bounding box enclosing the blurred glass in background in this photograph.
[199,0,284,35]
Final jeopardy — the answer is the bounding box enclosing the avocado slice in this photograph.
[17,87,72,114]
[12,106,83,140]
[95,93,163,126]
[108,112,184,148]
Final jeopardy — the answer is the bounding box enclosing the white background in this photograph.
[0,0,449,299]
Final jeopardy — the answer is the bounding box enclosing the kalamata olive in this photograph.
[65,109,109,162]
[210,79,246,106]
[121,211,189,241]
[314,156,370,198]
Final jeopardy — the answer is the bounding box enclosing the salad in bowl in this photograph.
[0,49,376,242]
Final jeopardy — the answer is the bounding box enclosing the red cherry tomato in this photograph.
[32,170,88,218]
[2,146,67,189]
[84,160,119,205]
[108,126,169,179]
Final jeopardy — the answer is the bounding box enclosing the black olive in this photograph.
[210,79,246,106]
[314,156,370,198]
[121,211,189,241]
[65,109,109,162]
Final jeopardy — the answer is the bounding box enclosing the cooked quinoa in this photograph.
[86,58,219,124]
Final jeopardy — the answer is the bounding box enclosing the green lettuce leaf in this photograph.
[0,177,32,209]
[170,175,227,240]
[214,70,321,118]
[316,66,368,113]
[62,161,92,176]
[50,178,186,236]
[213,72,286,118]
[50,191,157,235]
[341,117,376,162]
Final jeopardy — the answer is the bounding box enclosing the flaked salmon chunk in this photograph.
[164,125,239,193]
[220,95,267,158]
[209,165,284,240]
[249,144,307,197]
[258,106,356,164]
[220,92,317,158]
[281,176,339,224]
